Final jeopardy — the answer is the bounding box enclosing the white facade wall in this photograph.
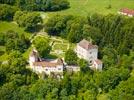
[56,65,64,72]
[76,45,88,59]
[118,11,133,17]
[93,61,102,71]
[98,63,102,71]
[32,65,63,75]
[128,14,133,17]
[29,56,37,68]
[123,12,127,15]
[66,65,80,72]
[76,44,98,63]
[75,43,102,71]
[86,49,98,62]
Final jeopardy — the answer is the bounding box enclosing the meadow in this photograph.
[0,21,31,38]
[44,0,134,16]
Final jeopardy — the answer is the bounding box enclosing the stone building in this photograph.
[75,39,102,70]
[29,49,64,78]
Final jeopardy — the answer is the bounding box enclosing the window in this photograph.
[58,68,61,70]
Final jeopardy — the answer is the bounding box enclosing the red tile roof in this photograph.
[33,58,63,67]
[78,39,98,50]
[120,8,134,15]
[94,59,102,65]
[33,61,57,67]
[57,58,63,65]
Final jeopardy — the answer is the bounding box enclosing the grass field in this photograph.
[0,21,31,38]
[43,0,134,17]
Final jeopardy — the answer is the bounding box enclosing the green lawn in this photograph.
[53,44,68,51]
[42,0,134,17]
[0,21,31,38]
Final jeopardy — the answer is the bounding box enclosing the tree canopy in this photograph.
[65,49,78,65]
[0,0,70,11]
[14,11,43,32]
[0,4,18,21]
[0,30,30,53]
[32,36,51,58]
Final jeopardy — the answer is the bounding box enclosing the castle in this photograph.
[29,39,102,78]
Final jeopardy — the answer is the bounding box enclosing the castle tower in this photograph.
[29,49,39,67]
[75,39,102,70]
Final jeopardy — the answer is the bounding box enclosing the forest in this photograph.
[0,0,134,100]
[0,0,70,11]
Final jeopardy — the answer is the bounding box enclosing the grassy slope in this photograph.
[45,0,134,16]
[0,21,31,38]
